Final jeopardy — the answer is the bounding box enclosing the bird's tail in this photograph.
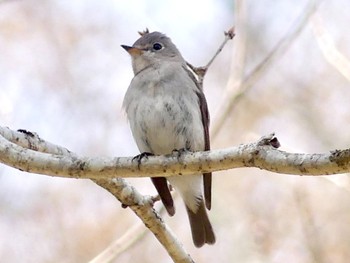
[186,199,216,247]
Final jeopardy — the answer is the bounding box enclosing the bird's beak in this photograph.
[121,45,143,56]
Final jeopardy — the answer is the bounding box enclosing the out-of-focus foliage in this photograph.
[1,0,350,262]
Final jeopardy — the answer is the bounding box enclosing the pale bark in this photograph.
[1,127,349,181]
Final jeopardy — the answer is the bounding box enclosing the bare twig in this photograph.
[204,28,235,71]
[186,27,235,87]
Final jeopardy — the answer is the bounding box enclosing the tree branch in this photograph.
[1,126,350,180]
[91,178,193,263]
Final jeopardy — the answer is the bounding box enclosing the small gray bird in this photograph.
[122,31,215,247]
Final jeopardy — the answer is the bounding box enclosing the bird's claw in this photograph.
[172,148,189,159]
[132,152,154,169]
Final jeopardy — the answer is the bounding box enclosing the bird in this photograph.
[122,30,215,247]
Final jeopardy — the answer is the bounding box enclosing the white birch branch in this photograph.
[1,126,349,180]
[91,178,193,263]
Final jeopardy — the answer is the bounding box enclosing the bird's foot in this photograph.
[172,148,190,160]
[132,152,154,169]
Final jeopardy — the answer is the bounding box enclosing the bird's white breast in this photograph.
[123,63,204,155]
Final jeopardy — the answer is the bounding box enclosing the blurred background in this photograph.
[1,0,350,262]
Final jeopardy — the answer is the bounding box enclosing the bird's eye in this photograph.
[153,43,163,51]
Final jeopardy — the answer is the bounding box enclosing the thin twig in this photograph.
[186,27,235,87]
[206,28,235,70]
